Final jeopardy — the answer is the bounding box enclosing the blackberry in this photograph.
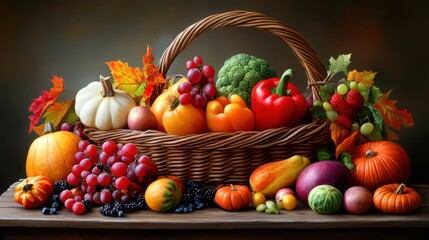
[193,195,205,210]
[135,194,146,209]
[181,192,193,205]
[190,187,203,197]
[99,203,114,216]
[123,202,138,213]
[185,180,201,190]
[203,187,216,207]
[53,180,73,194]
[82,200,92,212]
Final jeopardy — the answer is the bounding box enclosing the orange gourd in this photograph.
[373,183,421,214]
[215,184,252,211]
[144,178,182,212]
[350,141,410,192]
[14,176,54,209]
[26,122,81,183]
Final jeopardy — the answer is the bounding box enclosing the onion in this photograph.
[343,186,373,214]
[295,160,351,205]
[275,188,295,203]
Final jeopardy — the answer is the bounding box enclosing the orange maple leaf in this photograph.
[107,46,165,105]
[335,130,359,158]
[330,122,350,147]
[373,90,414,130]
[106,60,144,97]
[141,46,165,101]
[28,76,64,133]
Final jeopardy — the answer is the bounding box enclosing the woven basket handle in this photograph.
[158,10,327,100]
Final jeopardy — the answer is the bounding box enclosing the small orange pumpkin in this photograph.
[373,183,421,214]
[14,176,54,209]
[215,184,252,211]
[26,122,81,183]
[351,141,410,192]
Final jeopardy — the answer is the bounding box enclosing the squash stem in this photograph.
[365,150,377,158]
[230,184,236,191]
[43,122,56,135]
[100,75,115,97]
[23,183,33,192]
[395,183,406,194]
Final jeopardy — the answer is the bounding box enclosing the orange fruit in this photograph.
[282,194,298,211]
[251,192,266,207]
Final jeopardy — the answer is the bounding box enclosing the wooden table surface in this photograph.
[1,180,428,239]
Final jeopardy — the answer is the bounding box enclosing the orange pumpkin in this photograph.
[26,122,81,183]
[373,183,421,214]
[14,176,54,209]
[215,184,252,211]
[351,141,410,192]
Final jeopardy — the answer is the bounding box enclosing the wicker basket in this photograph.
[84,10,332,186]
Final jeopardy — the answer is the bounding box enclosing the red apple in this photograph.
[343,186,373,214]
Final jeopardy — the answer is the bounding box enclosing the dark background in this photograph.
[1,0,428,193]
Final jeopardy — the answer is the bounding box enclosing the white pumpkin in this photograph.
[75,75,136,130]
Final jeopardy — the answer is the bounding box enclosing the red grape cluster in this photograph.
[178,56,217,108]
[61,140,158,215]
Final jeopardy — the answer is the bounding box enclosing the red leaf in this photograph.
[28,76,64,133]
[373,90,414,130]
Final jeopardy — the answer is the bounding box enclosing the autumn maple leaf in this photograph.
[28,76,64,133]
[373,90,414,130]
[347,70,376,88]
[107,45,165,105]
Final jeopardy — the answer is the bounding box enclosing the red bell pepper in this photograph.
[251,69,307,131]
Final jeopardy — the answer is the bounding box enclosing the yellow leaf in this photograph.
[373,90,414,130]
[106,60,144,97]
[347,70,376,88]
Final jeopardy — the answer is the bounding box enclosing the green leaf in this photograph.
[366,103,386,141]
[310,105,326,121]
[368,85,382,103]
[317,148,335,161]
[319,85,336,102]
[328,54,352,77]
[339,152,355,170]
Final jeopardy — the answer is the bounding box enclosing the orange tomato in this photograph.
[150,78,187,132]
[206,94,255,132]
[162,102,207,135]
[282,194,298,211]
[251,192,266,207]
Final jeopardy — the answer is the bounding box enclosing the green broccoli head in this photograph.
[216,53,277,106]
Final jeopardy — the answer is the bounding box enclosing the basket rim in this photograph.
[157,10,327,102]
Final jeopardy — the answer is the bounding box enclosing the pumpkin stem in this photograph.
[100,75,115,97]
[43,122,56,135]
[365,150,377,158]
[230,184,236,191]
[23,183,33,192]
[395,183,406,194]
